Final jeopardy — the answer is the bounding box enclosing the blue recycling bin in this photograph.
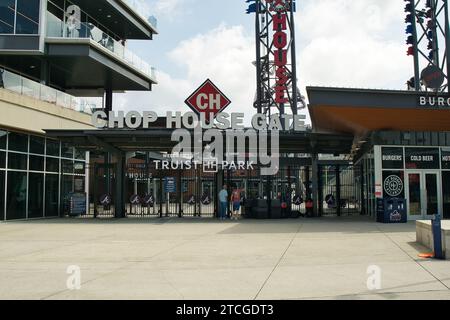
[377,198,407,223]
[432,214,444,259]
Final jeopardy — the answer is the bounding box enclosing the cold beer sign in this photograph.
[269,0,290,104]
[184,79,231,122]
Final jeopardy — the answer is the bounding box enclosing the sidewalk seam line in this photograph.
[377,225,450,291]
[253,222,303,300]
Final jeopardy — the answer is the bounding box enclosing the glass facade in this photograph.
[443,172,450,219]
[378,144,450,220]
[0,0,40,34]
[0,129,86,220]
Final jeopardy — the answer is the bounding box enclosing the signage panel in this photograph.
[405,148,440,170]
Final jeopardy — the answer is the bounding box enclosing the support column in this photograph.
[311,153,319,217]
[40,59,50,86]
[105,88,113,113]
[336,165,341,217]
[115,153,126,218]
[177,170,182,218]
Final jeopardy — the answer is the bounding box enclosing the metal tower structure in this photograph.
[246,0,305,121]
[405,0,450,92]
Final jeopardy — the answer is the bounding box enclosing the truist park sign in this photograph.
[92,80,306,175]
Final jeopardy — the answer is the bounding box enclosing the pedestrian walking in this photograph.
[218,185,228,220]
[231,186,241,220]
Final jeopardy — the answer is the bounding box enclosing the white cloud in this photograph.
[116,0,414,125]
[148,0,190,19]
[115,24,256,123]
[297,0,411,90]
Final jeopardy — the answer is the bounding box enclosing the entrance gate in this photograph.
[124,162,217,218]
[84,159,361,219]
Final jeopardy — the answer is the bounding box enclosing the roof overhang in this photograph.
[45,128,353,155]
[45,40,155,90]
[69,0,158,40]
[307,87,450,136]
[1,41,155,92]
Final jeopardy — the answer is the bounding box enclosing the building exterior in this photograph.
[307,87,450,221]
[1,2,449,223]
[0,0,157,220]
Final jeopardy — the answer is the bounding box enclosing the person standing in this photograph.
[218,185,228,220]
[231,186,241,220]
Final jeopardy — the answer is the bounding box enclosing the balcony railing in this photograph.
[0,69,98,114]
[46,13,157,82]
[120,0,158,30]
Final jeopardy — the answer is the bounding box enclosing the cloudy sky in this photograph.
[115,0,412,123]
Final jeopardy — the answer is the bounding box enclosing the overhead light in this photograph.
[107,14,112,18]
[30,65,36,69]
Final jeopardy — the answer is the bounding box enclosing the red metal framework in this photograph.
[249,0,305,122]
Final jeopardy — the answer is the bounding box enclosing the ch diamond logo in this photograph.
[184,79,231,122]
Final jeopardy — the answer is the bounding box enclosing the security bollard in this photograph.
[432,214,444,260]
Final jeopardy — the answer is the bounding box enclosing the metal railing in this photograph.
[120,0,158,30]
[0,69,98,114]
[46,13,156,82]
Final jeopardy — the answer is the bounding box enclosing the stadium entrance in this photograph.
[47,128,358,219]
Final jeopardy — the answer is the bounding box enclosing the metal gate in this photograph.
[88,163,116,218]
[225,165,310,216]
[124,162,217,218]
[319,165,361,216]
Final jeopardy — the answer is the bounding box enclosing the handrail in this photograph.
[0,69,98,114]
[46,12,157,82]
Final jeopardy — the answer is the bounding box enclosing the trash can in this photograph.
[377,198,407,223]
[432,214,444,259]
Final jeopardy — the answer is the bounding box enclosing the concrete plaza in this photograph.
[0,216,450,300]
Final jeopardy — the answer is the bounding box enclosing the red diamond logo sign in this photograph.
[185,79,231,121]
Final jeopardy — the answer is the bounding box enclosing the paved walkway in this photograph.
[0,216,449,300]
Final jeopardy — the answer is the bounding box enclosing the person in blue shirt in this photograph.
[218,185,229,220]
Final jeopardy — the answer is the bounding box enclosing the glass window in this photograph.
[28,173,44,218]
[8,132,28,152]
[46,139,60,157]
[15,0,40,34]
[62,174,74,197]
[443,172,450,220]
[74,161,85,175]
[46,1,64,37]
[62,143,74,159]
[0,130,7,149]
[73,176,85,193]
[30,155,44,171]
[30,136,45,154]
[8,152,27,170]
[45,174,59,217]
[6,171,27,220]
[0,170,4,220]
[0,151,5,168]
[46,157,60,173]
[0,0,15,34]
[62,159,73,174]
[74,148,86,160]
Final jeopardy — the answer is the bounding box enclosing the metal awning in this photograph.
[45,128,354,155]
[307,86,450,135]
